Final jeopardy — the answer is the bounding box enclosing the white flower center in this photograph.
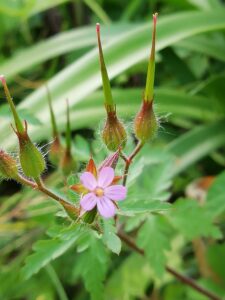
[94,187,104,197]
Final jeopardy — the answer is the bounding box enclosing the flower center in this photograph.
[94,187,104,197]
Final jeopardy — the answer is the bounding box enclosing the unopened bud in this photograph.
[134,101,158,142]
[98,150,119,171]
[0,149,19,180]
[16,121,46,178]
[102,108,127,151]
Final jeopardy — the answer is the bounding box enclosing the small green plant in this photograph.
[1,6,225,300]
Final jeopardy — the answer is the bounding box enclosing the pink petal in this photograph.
[104,185,127,201]
[97,196,116,218]
[80,193,97,211]
[98,167,114,188]
[80,172,97,191]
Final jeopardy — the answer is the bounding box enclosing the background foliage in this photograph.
[0,0,225,299]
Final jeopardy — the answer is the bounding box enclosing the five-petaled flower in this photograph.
[77,166,126,218]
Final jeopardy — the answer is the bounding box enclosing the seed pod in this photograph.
[0,76,46,179]
[0,149,19,180]
[102,108,127,151]
[96,23,127,151]
[134,13,158,143]
[16,121,46,178]
[134,101,158,142]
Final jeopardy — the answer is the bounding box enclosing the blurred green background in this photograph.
[1,0,225,299]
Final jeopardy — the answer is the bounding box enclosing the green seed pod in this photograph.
[134,101,158,142]
[102,109,127,151]
[0,76,45,178]
[0,149,19,180]
[17,121,46,178]
[96,24,127,151]
[134,13,158,143]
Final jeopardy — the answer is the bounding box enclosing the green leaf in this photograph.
[167,198,221,240]
[103,219,121,255]
[206,171,225,217]
[22,224,82,279]
[79,232,108,300]
[137,215,172,277]
[105,254,152,300]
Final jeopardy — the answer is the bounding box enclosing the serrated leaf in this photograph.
[103,219,121,255]
[137,215,172,277]
[21,224,82,279]
[79,232,108,300]
[167,198,222,240]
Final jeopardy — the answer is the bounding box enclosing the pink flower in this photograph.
[80,167,126,218]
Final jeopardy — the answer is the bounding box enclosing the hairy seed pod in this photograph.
[102,109,127,151]
[134,101,158,142]
[0,149,19,180]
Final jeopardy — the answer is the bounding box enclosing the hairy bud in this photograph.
[134,101,158,142]
[98,150,119,171]
[0,150,19,180]
[0,76,45,178]
[16,121,46,178]
[102,108,127,151]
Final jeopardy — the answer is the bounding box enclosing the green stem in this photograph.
[122,142,143,186]
[144,13,157,102]
[46,264,69,300]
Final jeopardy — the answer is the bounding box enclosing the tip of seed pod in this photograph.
[96,23,100,33]
[153,13,158,25]
[0,75,6,84]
